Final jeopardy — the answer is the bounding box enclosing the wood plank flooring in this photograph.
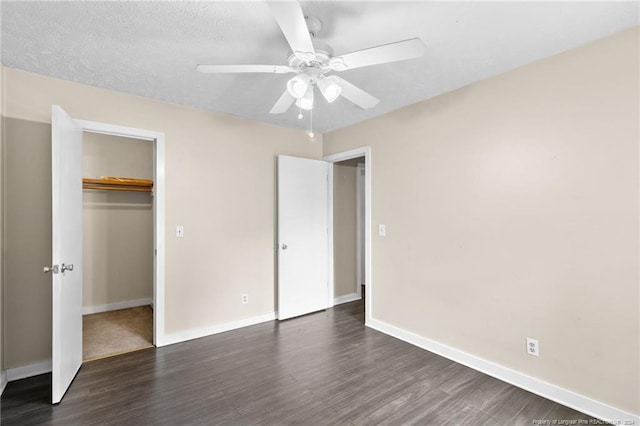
[1,299,595,425]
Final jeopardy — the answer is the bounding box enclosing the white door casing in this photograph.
[277,155,329,320]
[357,162,366,295]
[51,105,84,404]
[75,118,165,347]
[324,146,372,324]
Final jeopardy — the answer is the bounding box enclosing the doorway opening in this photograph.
[81,133,154,361]
[331,157,366,321]
[324,147,372,325]
[75,117,167,352]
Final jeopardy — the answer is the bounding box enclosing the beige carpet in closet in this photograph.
[83,305,153,361]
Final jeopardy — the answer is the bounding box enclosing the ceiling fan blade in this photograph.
[270,90,296,114]
[267,0,315,61]
[333,76,379,110]
[196,64,292,74]
[331,38,426,71]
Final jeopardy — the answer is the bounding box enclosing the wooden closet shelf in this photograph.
[83,177,153,193]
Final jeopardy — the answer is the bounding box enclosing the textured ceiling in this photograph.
[1,1,638,133]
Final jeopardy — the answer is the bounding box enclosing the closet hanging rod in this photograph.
[82,177,153,193]
[83,177,153,187]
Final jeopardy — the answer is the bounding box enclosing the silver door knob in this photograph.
[281,244,288,250]
[61,263,74,273]
[44,265,59,274]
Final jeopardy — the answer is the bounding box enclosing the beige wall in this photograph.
[324,27,639,414]
[3,67,322,368]
[333,163,358,298]
[3,118,52,368]
[82,133,153,308]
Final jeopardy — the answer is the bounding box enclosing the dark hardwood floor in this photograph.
[1,299,595,425]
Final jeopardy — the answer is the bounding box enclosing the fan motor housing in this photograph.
[288,40,333,74]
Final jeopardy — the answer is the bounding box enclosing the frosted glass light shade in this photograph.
[286,74,312,98]
[295,85,314,110]
[317,75,342,103]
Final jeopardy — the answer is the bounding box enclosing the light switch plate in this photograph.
[378,224,386,237]
[176,225,184,238]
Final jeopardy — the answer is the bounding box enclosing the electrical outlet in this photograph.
[527,338,539,357]
[241,294,249,304]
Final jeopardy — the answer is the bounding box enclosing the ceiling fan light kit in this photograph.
[295,85,314,110]
[197,0,426,123]
[286,74,312,98]
[317,75,342,103]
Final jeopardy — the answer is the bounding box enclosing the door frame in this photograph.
[75,119,166,346]
[323,146,372,325]
[356,161,365,299]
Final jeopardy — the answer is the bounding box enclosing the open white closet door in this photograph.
[49,105,84,404]
[277,155,329,320]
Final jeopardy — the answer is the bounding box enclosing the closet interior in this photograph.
[82,132,154,361]
[333,157,366,311]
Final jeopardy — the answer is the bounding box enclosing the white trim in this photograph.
[1,370,7,395]
[356,162,365,298]
[153,132,166,347]
[77,119,166,348]
[327,164,335,308]
[7,360,52,382]
[161,312,276,347]
[367,318,639,425]
[75,120,161,142]
[82,298,152,315]
[323,147,372,325]
[334,293,361,306]
[323,147,370,163]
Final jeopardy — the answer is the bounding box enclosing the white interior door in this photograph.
[50,105,83,404]
[278,155,329,320]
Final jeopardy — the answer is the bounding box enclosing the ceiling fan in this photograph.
[196,0,426,115]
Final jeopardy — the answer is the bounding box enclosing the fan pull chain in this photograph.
[308,108,315,140]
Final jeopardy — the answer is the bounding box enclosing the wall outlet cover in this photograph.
[527,338,539,357]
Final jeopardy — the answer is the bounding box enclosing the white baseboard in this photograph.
[83,298,152,315]
[7,360,52,382]
[334,293,361,306]
[367,318,639,425]
[159,312,276,347]
[1,370,7,395]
